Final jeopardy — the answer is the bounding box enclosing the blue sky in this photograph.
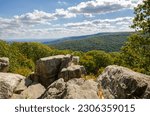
[0,0,142,39]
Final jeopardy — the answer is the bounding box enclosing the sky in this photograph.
[0,0,143,40]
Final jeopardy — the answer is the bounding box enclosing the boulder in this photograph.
[41,78,102,99]
[58,65,86,81]
[28,72,39,82]
[72,56,79,65]
[0,73,25,99]
[11,94,24,99]
[97,65,150,99]
[0,57,9,72]
[35,55,72,87]
[14,78,32,94]
[65,78,100,99]
[20,83,45,99]
[41,78,66,99]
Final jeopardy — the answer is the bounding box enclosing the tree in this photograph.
[80,50,113,75]
[131,0,150,35]
[121,0,150,74]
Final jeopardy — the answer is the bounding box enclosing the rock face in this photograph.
[97,65,150,99]
[14,78,32,94]
[65,78,100,99]
[35,55,86,87]
[40,78,66,99]
[58,65,86,82]
[2,54,150,99]
[20,83,45,99]
[0,73,25,99]
[12,83,45,99]
[41,78,102,99]
[72,56,79,65]
[0,57,9,72]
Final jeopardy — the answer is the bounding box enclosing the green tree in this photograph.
[11,42,53,62]
[131,0,150,34]
[121,0,150,74]
[80,50,113,75]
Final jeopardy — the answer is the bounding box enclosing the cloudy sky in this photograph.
[0,0,143,40]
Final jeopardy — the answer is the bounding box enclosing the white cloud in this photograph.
[68,0,143,15]
[0,0,142,39]
[58,1,67,5]
[0,16,133,39]
[65,17,133,28]
[13,10,56,25]
[54,9,76,18]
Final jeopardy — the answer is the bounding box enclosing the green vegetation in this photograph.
[0,1,149,76]
[48,32,131,52]
[0,41,74,76]
[121,0,150,75]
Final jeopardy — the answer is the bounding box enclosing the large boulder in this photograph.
[0,73,25,99]
[35,55,72,87]
[97,65,150,99]
[41,78,102,99]
[35,55,86,87]
[58,65,86,82]
[0,57,9,72]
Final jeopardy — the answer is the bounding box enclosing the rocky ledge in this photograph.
[0,55,150,99]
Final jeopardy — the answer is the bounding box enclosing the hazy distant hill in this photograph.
[45,32,132,52]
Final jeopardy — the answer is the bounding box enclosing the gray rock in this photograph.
[11,94,24,99]
[58,65,86,81]
[35,55,72,87]
[20,83,45,99]
[72,56,79,65]
[41,78,66,99]
[0,73,25,99]
[0,57,9,72]
[14,78,32,94]
[97,65,150,99]
[65,78,99,99]
[28,72,39,82]
[42,78,101,99]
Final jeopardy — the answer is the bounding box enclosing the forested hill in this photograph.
[46,32,132,52]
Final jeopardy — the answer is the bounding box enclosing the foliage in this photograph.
[14,67,33,77]
[11,42,53,62]
[121,0,150,75]
[48,32,131,52]
[80,50,113,75]
[121,34,150,74]
[131,0,150,34]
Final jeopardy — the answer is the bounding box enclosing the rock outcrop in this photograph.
[0,57,9,72]
[12,83,45,99]
[0,73,25,98]
[58,65,86,82]
[35,55,86,87]
[1,55,150,99]
[97,65,150,99]
[41,78,101,99]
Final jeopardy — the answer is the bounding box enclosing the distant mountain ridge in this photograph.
[45,32,133,52]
